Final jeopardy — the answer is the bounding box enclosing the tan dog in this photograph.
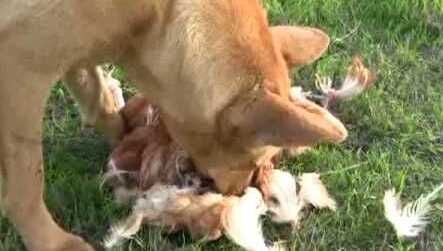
[0,1,347,250]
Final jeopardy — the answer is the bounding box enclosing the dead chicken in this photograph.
[103,96,337,250]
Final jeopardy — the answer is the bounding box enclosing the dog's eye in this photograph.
[269,195,280,206]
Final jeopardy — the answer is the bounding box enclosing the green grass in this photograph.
[1,0,442,250]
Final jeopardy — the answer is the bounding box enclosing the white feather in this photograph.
[265,170,303,226]
[113,187,138,205]
[103,184,185,248]
[101,158,131,188]
[333,76,365,100]
[289,86,311,102]
[299,173,337,211]
[269,243,287,251]
[383,183,443,238]
[224,187,269,251]
[133,184,193,217]
[315,75,333,95]
[103,212,144,249]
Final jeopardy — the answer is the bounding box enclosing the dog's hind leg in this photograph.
[65,66,125,144]
[0,78,94,251]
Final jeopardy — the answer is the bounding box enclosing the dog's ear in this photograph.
[224,87,347,148]
[271,26,330,68]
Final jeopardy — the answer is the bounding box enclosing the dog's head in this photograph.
[134,0,347,194]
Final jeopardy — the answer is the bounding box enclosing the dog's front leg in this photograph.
[65,66,125,144]
[0,83,94,251]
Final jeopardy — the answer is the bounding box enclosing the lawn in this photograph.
[1,0,442,250]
